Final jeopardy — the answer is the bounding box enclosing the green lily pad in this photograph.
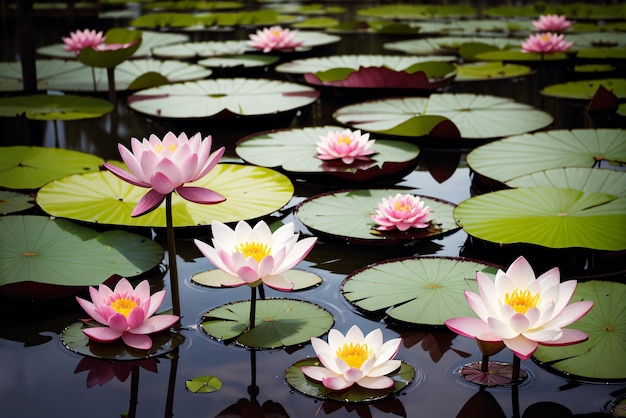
[454,187,626,251]
[235,125,420,184]
[295,189,459,245]
[333,94,553,140]
[575,48,626,60]
[0,215,164,299]
[185,375,223,393]
[152,40,249,59]
[533,281,626,382]
[474,50,569,62]
[357,4,477,19]
[191,269,322,291]
[130,12,200,28]
[36,164,294,227]
[78,28,143,68]
[384,37,519,56]
[292,17,340,29]
[0,146,104,190]
[0,94,113,120]
[541,78,626,100]
[341,256,498,325]
[0,191,35,214]
[455,62,532,81]
[145,1,243,11]
[201,298,334,349]
[285,358,415,402]
[61,321,183,360]
[198,54,279,69]
[466,129,626,184]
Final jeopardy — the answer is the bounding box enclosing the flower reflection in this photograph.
[62,29,105,52]
[371,193,431,232]
[521,33,574,53]
[316,129,376,165]
[248,26,303,52]
[215,398,289,418]
[532,15,573,32]
[321,397,407,418]
[74,357,157,388]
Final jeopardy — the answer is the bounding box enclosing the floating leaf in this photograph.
[0,94,113,120]
[358,4,477,19]
[384,37,519,55]
[342,257,498,325]
[152,40,249,59]
[198,54,279,69]
[533,281,626,382]
[77,28,143,68]
[295,189,459,245]
[285,358,415,402]
[474,50,569,62]
[185,376,223,393]
[0,191,35,214]
[201,299,334,349]
[0,215,164,299]
[455,61,532,81]
[36,164,294,227]
[127,71,169,90]
[454,187,626,250]
[0,146,104,190]
[541,78,626,100]
[192,269,322,291]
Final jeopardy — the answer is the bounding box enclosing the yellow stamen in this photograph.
[271,30,282,37]
[394,201,411,212]
[110,298,138,317]
[539,33,551,42]
[336,342,371,369]
[504,288,539,314]
[336,135,353,145]
[236,242,271,263]
[153,143,178,154]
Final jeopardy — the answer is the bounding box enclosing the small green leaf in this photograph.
[78,28,142,68]
[0,94,113,120]
[127,71,169,90]
[0,191,35,214]
[185,376,222,393]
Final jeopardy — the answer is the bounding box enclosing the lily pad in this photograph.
[0,94,113,120]
[185,375,223,393]
[0,215,164,299]
[341,256,498,325]
[541,78,626,100]
[198,54,279,69]
[235,125,420,184]
[453,187,626,251]
[127,78,319,119]
[152,40,249,59]
[474,50,569,62]
[455,62,532,81]
[295,189,459,245]
[533,281,626,382]
[384,37,519,56]
[333,94,553,140]
[466,129,626,184]
[0,146,104,190]
[285,358,415,402]
[36,164,294,227]
[357,4,477,19]
[200,298,334,349]
[61,321,183,360]
[191,269,322,291]
[77,28,142,68]
[0,191,35,214]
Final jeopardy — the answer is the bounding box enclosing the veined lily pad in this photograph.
[285,358,415,402]
[152,40,249,59]
[198,54,279,69]
[201,298,334,349]
[384,37,519,55]
[131,10,298,29]
[474,50,569,62]
[0,215,164,299]
[0,191,35,214]
[541,78,626,100]
[466,129,626,184]
[0,146,104,190]
[0,94,113,120]
[235,125,420,184]
[333,94,553,140]
[454,187,626,251]
[357,4,477,19]
[192,269,322,291]
[455,62,532,81]
[295,189,459,245]
[185,375,223,394]
[36,164,294,227]
[127,78,319,119]
[341,256,498,325]
[533,281,626,382]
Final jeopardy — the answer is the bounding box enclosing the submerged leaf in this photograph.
[186,376,222,393]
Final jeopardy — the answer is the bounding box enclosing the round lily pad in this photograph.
[533,281,626,382]
[191,269,322,291]
[0,94,113,120]
[541,78,626,100]
[285,358,415,403]
[198,54,279,69]
[36,164,294,227]
[61,321,183,360]
[333,94,553,140]
[0,215,164,299]
[454,186,626,251]
[0,146,104,190]
[384,37,519,55]
[358,4,477,19]
[466,129,626,184]
[295,189,459,245]
[455,62,532,81]
[235,125,420,184]
[151,40,249,59]
[200,298,334,349]
[341,256,498,325]
[185,375,223,394]
[0,191,35,214]
[127,78,319,119]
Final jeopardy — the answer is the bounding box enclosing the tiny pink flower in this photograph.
[62,29,106,53]
[194,220,317,291]
[103,132,225,217]
[316,129,376,165]
[521,33,574,53]
[76,278,180,350]
[371,193,431,231]
[248,26,303,53]
[445,256,594,360]
[95,37,141,51]
[532,14,573,32]
[301,325,402,391]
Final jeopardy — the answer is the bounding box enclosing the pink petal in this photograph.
[237,265,261,284]
[130,314,179,334]
[76,297,108,325]
[522,327,562,343]
[465,291,489,322]
[488,317,520,340]
[343,367,364,383]
[509,313,530,333]
[150,171,177,195]
[503,335,538,360]
[357,375,395,390]
[107,312,129,333]
[376,338,401,364]
[121,332,152,350]
[132,189,167,217]
[551,280,578,315]
[505,256,536,287]
[539,328,588,346]
[83,326,123,343]
[545,301,594,329]
[262,274,294,291]
[317,352,343,375]
[194,147,225,180]
[176,186,226,205]
[133,280,151,302]
[322,376,353,391]
[273,237,317,274]
[126,307,146,329]
[445,317,496,340]
[146,290,166,318]
[103,163,147,188]
[368,359,401,377]
[300,366,338,382]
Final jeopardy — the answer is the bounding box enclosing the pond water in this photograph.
[1,2,625,418]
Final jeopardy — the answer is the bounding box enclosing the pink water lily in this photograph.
[445,256,594,360]
[194,220,317,291]
[103,132,225,217]
[532,15,573,32]
[371,193,431,231]
[316,129,376,164]
[76,278,180,350]
[62,29,106,52]
[95,37,140,51]
[521,33,574,53]
[301,325,402,391]
[248,26,303,53]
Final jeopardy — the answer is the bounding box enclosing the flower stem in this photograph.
[481,353,489,373]
[106,66,116,105]
[512,354,521,382]
[165,193,181,318]
[128,363,139,418]
[248,286,257,331]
